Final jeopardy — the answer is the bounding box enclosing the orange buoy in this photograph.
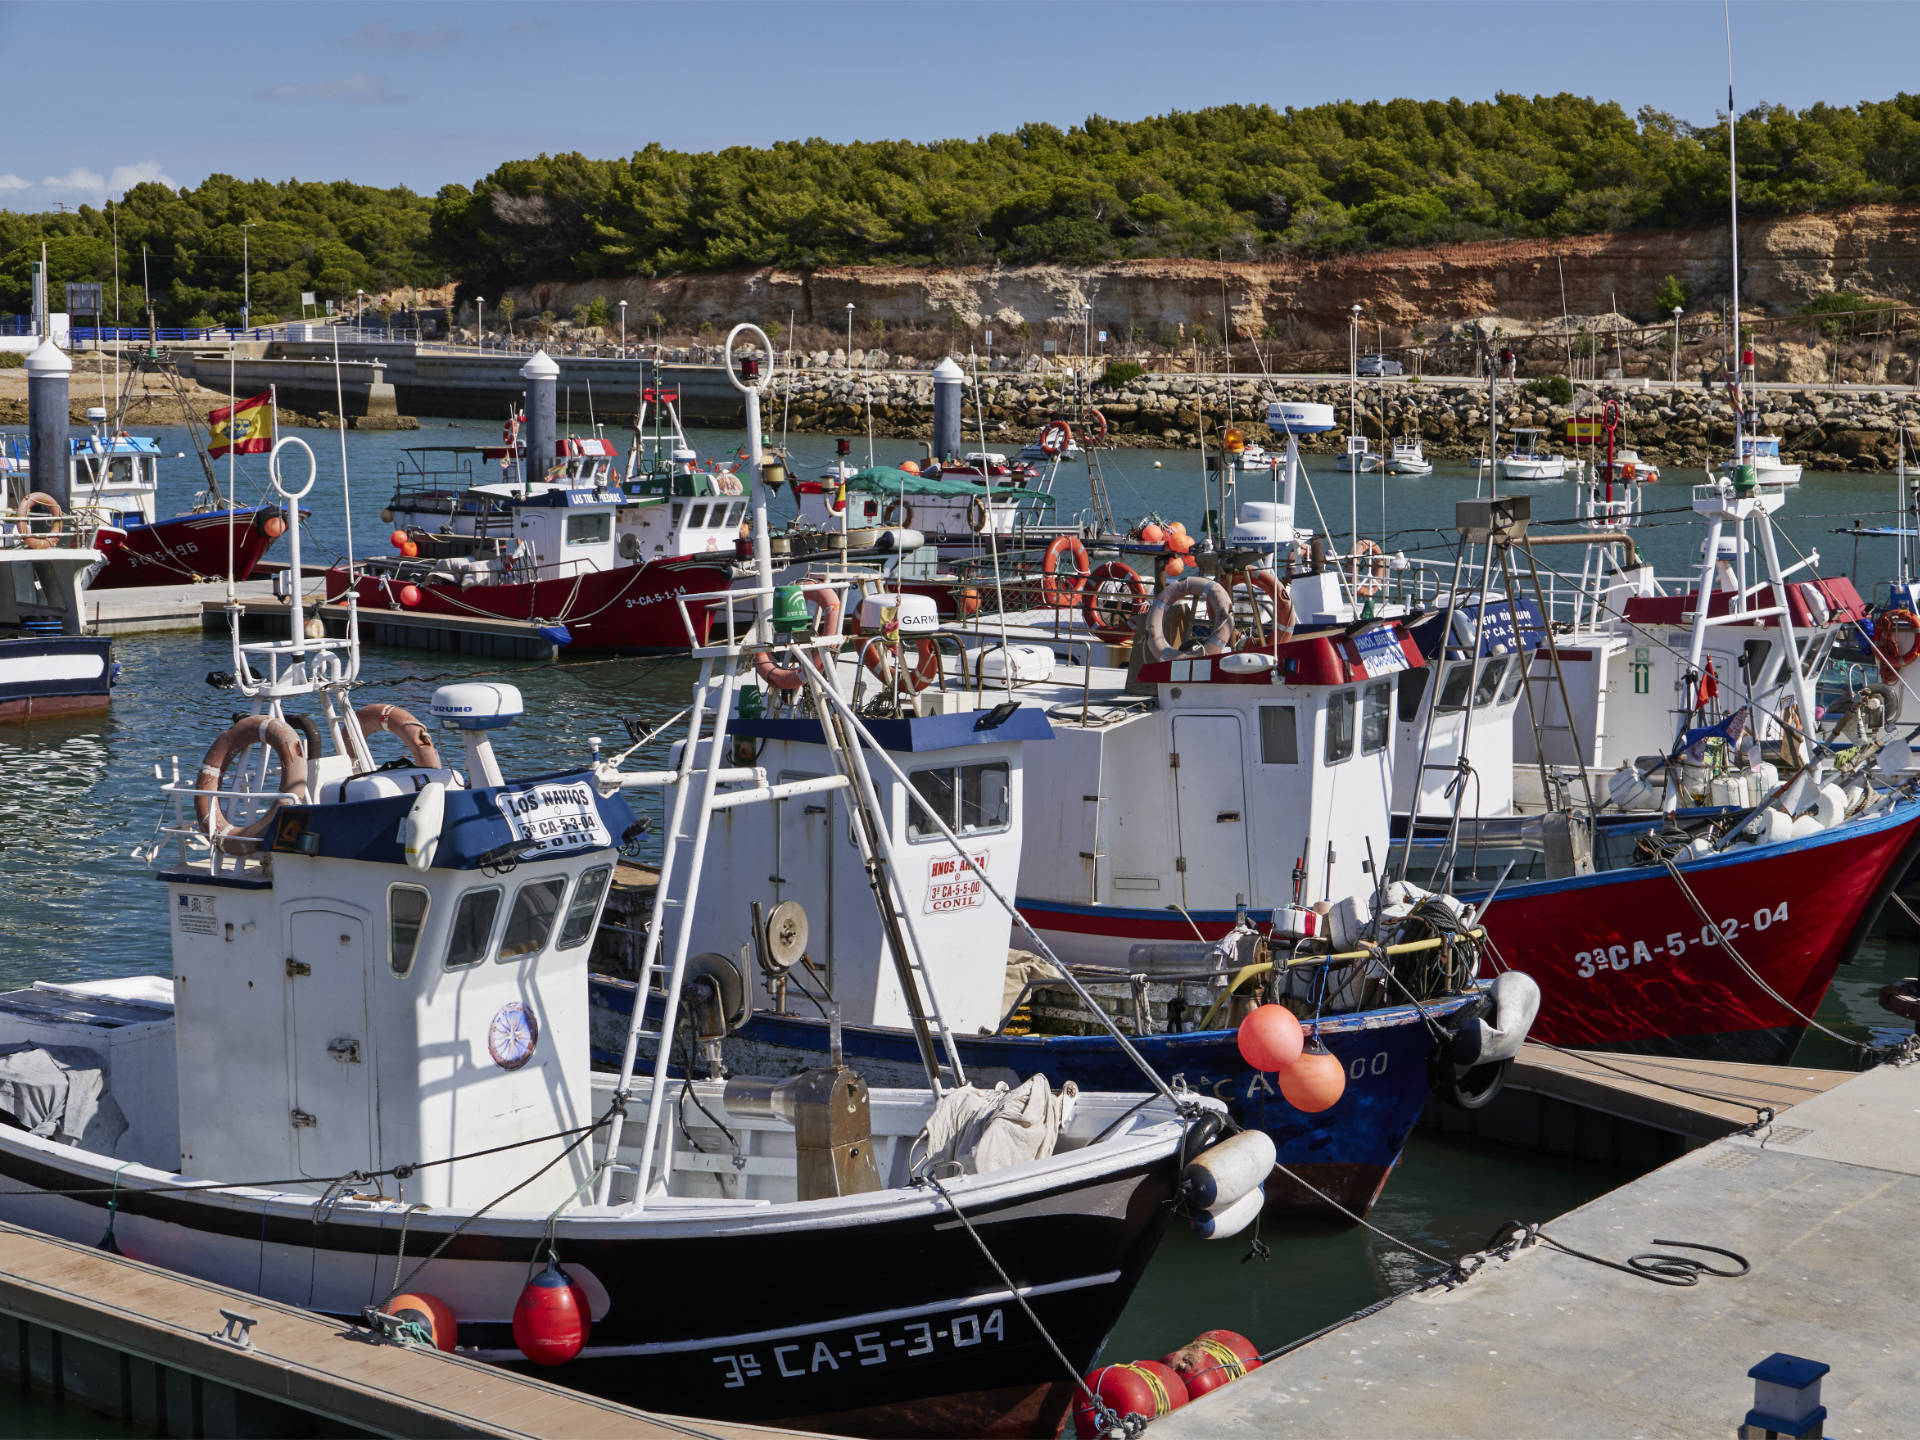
[388,1291,457,1352]
[1278,1044,1347,1113]
[900,459,921,475]
[1235,1004,1304,1072]
[399,584,423,608]
[1072,1361,1187,1437]
[512,1259,589,1366]
[261,513,287,539]
[1139,522,1166,546]
[1165,531,1194,556]
[1167,520,1188,536]
[400,541,419,558]
[1163,1330,1260,1398]
[390,529,409,549]
[1163,556,1187,577]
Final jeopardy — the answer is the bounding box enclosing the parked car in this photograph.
[1357,354,1404,376]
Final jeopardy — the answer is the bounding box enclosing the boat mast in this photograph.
[1726,0,1745,464]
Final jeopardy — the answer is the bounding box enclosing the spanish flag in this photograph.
[209,392,274,458]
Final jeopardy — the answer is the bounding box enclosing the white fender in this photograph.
[1191,1184,1265,1241]
[1180,1129,1276,1210]
[1812,783,1849,829]
[1473,971,1541,1066]
[400,780,446,870]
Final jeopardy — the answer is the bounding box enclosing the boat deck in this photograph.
[1158,1058,1920,1437]
[0,1217,812,1438]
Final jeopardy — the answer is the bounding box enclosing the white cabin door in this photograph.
[1171,715,1252,909]
[285,908,374,1179]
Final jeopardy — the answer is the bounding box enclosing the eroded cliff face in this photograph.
[509,205,1920,340]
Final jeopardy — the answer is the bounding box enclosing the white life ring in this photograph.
[1144,575,1235,662]
[356,703,443,768]
[195,715,311,855]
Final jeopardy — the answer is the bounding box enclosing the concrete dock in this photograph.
[0,1218,809,1438]
[1160,1058,1920,1438]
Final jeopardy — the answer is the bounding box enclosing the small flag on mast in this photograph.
[209,392,274,458]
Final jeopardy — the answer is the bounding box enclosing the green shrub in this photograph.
[0,351,22,369]
[1100,360,1144,387]
[1654,275,1689,314]
[1526,375,1574,405]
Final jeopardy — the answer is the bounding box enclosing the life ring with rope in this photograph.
[862,634,943,693]
[753,585,844,692]
[1038,420,1073,458]
[1081,561,1148,638]
[1227,568,1296,645]
[1041,534,1091,608]
[883,497,915,529]
[195,715,311,855]
[1144,575,1236,662]
[1873,607,1920,687]
[355,703,443,769]
[17,492,63,550]
[1081,408,1109,445]
[1345,538,1388,598]
[967,495,991,534]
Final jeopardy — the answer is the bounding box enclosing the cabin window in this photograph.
[688,503,709,528]
[1361,681,1392,754]
[499,878,567,961]
[1474,656,1510,708]
[671,502,684,524]
[387,884,431,978]
[566,511,610,546]
[863,501,879,518]
[445,886,503,969]
[1499,655,1527,703]
[726,502,745,527]
[108,456,137,485]
[1325,689,1356,764]
[907,760,1010,841]
[1397,667,1430,721]
[557,865,613,950]
[1257,705,1299,764]
[1435,661,1475,712]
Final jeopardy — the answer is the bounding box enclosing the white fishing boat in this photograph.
[0,335,1215,1439]
[1478,428,1569,482]
[1721,433,1802,487]
[1382,435,1433,475]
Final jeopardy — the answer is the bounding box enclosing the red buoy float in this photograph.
[1235,1003,1304,1072]
[398,584,423,608]
[1278,1044,1348,1113]
[261,513,287,539]
[1071,1360,1188,1437]
[512,1259,589,1366]
[1163,1329,1260,1398]
[390,529,409,550]
[388,1291,457,1352]
[400,541,419,558]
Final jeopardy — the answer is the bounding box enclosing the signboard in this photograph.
[64,282,102,314]
[1042,340,1055,354]
[300,291,316,306]
[497,780,610,857]
[1449,596,1546,657]
[1351,625,1411,677]
[1097,330,1107,343]
[925,850,989,914]
[983,328,993,346]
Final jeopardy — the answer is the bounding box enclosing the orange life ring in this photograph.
[863,635,942,693]
[17,492,63,550]
[1039,420,1073,458]
[1873,608,1920,686]
[195,715,311,855]
[1082,409,1110,445]
[1041,534,1091,608]
[1081,561,1148,638]
[1228,569,1296,645]
[753,584,844,692]
[356,703,443,769]
[1346,539,1388,598]
[883,497,914,529]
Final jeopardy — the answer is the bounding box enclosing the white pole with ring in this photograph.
[724,323,777,644]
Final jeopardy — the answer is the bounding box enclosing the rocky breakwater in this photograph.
[770,362,1916,472]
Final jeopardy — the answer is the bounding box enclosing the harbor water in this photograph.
[2,412,1914,1421]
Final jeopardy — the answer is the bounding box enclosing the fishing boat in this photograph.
[1479,428,1570,482]
[0,407,288,590]
[0,353,1220,1436]
[326,354,736,651]
[1381,435,1433,475]
[1722,432,1802,487]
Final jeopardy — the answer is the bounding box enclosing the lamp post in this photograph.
[1671,305,1683,385]
[618,299,627,359]
[845,302,855,365]
[241,222,254,331]
[356,289,366,330]
[475,296,484,354]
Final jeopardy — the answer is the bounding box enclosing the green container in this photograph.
[1733,462,1758,493]
[738,685,765,719]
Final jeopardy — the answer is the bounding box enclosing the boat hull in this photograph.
[87,506,282,589]
[0,1116,1177,1438]
[1463,803,1920,1063]
[0,635,114,721]
[589,978,1478,1219]
[326,556,734,651]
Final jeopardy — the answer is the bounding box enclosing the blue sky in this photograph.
[4,0,1918,212]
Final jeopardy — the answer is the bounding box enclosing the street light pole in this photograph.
[618,299,627,359]
[1671,305,1683,385]
[357,290,366,329]
[476,297,484,354]
[845,303,855,364]
[241,222,254,331]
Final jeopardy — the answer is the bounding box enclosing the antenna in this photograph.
[1725,0,1745,460]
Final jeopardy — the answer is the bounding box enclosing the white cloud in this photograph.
[107,162,176,194]
[344,20,458,51]
[0,175,29,192]
[257,73,408,103]
[41,167,106,195]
